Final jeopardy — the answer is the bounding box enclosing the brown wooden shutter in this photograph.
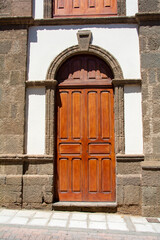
[54,0,117,17]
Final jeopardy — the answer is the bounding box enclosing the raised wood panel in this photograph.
[60,143,81,154]
[88,91,98,139]
[57,0,64,9]
[104,0,111,7]
[88,0,96,8]
[72,158,82,192]
[72,91,82,139]
[88,159,98,192]
[59,91,69,139]
[89,143,110,154]
[73,0,80,8]
[101,159,112,192]
[101,91,110,139]
[59,158,69,192]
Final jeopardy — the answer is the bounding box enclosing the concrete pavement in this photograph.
[0,208,160,239]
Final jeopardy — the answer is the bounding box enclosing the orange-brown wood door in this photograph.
[57,88,115,202]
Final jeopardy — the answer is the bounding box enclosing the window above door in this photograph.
[53,0,117,18]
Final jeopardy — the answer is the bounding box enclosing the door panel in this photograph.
[87,91,98,139]
[57,88,115,202]
[59,91,69,139]
[71,91,82,139]
[84,88,115,201]
[57,89,83,201]
[72,158,82,192]
[88,158,99,192]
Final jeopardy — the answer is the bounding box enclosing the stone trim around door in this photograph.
[47,45,124,80]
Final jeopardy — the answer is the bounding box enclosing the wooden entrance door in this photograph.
[56,55,115,202]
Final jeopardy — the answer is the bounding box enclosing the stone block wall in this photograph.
[0,157,53,210]
[116,155,143,215]
[0,27,27,154]
[22,159,53,210]
[139,24,160,216]
[0,0,32,17]
[139,25,160,162]
[141,162,160,217]
[0,159,23,208]
[139,0,160,13]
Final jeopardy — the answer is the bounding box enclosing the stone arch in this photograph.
[46,45,124,81]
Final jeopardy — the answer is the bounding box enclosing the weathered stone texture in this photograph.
[117,0,126,16]
[142,206,160,217]
[0,0,32,17]
[117,172,142,215]
[139,25,160,161]
[0,28,27,154]
[139,0,160,13]
[23,162,53,175]
[142,170,160,187]
[0,161,23,175]
[0,174,22,208]
[23,175,53,209]
[124,185,141,205]
[117,161,142,174]
[0,158,54,210]
[142,166,160,216]
[142,186,159,206]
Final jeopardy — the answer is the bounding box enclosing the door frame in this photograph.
[45,45,125,203]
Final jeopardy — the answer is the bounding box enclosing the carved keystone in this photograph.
[77,30,92,51]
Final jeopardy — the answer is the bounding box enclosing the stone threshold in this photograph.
[53,202,117,207]
[52,202,117,212]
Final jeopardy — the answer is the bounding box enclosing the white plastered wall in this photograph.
[27,24,143,154]
[126,0,138,16]
[26,87,46,154]
[28,25,141,81]
[124,85,143,154]
[33,0,44,19]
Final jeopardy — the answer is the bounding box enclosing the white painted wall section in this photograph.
[124,85,143,154]
[28,25,141,80]
[126,0,138,16]
[26,87,45,154]
[33,0,44,19]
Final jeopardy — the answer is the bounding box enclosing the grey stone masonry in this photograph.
[139,25,160,161]
[0,27,27,154]
[0,0,32,17]
[141,162,160,217]
[139,0,160,13]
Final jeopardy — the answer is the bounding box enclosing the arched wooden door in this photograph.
[56,54,115,202]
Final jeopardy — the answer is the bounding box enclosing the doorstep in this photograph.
[52,202,117,212]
